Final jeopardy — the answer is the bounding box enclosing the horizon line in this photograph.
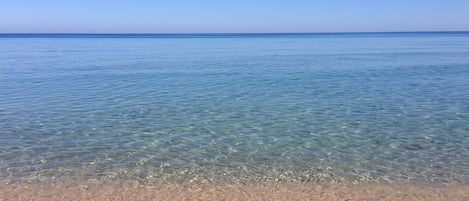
[1,30,469,35]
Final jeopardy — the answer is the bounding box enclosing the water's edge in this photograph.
[1,182,467,201]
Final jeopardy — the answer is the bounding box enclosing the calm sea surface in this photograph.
[1,33,468,185]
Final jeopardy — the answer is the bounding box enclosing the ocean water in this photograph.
[0,32,468,186]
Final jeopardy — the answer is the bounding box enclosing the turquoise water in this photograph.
[1,33,468,185]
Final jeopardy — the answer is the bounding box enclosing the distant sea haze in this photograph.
[1,31,469,38]
[0,32,468,191]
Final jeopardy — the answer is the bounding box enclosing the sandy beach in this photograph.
[1,183,468,201]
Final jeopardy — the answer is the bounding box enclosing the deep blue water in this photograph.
[1,32,468,185]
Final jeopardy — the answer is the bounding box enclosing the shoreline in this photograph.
[1,182,468,201]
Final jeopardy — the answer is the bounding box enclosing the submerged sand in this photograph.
[1,183,467,201]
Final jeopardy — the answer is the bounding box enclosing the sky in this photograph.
[1,0,469,33]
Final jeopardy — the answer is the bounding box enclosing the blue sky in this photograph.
[1,0,468,33]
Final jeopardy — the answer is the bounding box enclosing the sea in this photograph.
[1,32,468,188]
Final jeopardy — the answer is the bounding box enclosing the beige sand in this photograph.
[1,183,468,201]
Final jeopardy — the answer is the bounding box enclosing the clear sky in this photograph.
[1,0,468,33]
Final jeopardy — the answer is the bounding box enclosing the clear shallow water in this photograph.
[0,33,468,185]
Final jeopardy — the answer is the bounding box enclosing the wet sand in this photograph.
[1,183,467,201]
